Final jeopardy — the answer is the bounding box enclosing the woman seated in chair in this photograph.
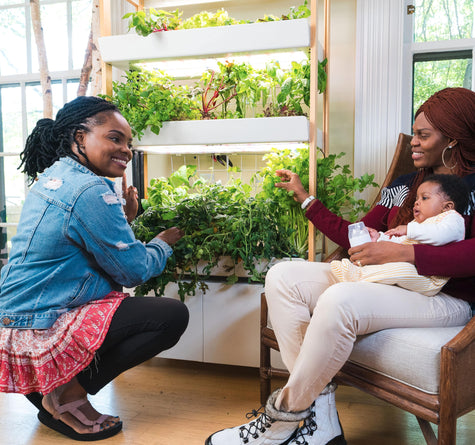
[206,87,475,445]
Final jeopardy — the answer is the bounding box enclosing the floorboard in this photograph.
[0,358,473,444]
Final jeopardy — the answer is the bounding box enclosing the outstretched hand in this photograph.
[155,227,185,246]
[275,169,310,204]
[122,173,139,223]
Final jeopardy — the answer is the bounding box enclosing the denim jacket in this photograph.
[0,157,172,329]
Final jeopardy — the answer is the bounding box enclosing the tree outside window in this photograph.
[412,0,474,114]
[0,0,92,267]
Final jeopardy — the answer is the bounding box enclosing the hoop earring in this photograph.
[442,145,457,170]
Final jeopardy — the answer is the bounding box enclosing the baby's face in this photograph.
[413,181,449,223]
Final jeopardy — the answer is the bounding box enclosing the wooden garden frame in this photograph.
[98,0,330,260]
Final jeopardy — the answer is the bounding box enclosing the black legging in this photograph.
[76,296,189,395]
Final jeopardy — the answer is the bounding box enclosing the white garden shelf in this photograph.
[98,19,310,70]
[135,116,314,149]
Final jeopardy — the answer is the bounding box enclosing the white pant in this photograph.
[265,261,472,412]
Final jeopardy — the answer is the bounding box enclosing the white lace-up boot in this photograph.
[205,389,311,445]
[288,383,346,445]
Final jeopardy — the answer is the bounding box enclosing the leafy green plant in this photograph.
[132,168,299,300]
[123,2,310,36]
[198,61,269,118]
[105,56,323,135]
[283,0,311,20]
[131,148,377,300]
[123,8,182,36]
[199,68,238,119]
[254,146,378,255]
[181,9,246,29]
[102,68,201,139]
[262,58,327,117]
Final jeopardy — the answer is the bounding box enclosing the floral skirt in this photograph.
[0,291,128,395]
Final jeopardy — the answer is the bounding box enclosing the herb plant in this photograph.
[132,167,299,300]
[102,68,201,138]
[123,8,183,36]
[254,146,378,255]
[106,56,326,136]
[123,3,310,36]
[131,149,377,300]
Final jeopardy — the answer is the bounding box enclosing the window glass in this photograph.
[32,3,68,72]
[72,0,93,69]
[414,0,474,42]
[3,154,24,224]
[0,154,23,267]
[1,1,92,266]
[413,54,472,112]
[67,79,81,100]
[0,0,23,5]
[0,86,23,153]
[25,82,67,134]
[0,7,27,75]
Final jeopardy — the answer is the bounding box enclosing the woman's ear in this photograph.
[73,129,86,147]
[448,139,458,148]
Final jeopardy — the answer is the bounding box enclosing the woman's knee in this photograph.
[114,296,189,335]
[265,261,296,288]
[166,298,189,336]
[314,283,359,329]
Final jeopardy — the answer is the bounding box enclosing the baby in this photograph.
[331,174,470,296]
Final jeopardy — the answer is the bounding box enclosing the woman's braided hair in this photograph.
[390,87,475,228]
[19,96,119,182]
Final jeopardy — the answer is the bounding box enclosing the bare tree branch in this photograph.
[77,29,93,96]
[90,0,102,96]
[30,0,53,118]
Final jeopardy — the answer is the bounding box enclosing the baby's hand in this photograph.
[385,225,407,237]
[367,227,379,242]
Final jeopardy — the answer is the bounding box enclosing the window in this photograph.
[410,0,474,116]
[0,0,92,266]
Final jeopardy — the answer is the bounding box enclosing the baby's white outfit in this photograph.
[330,210,465,296]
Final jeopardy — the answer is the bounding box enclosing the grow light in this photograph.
[150,0,231,7]
[135,142,309,155]
[138,50,309,79]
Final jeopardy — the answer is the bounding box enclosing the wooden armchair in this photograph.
[260,133,475,445]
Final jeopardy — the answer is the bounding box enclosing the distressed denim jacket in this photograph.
[0,157,172,329]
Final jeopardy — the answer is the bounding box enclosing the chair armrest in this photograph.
[440,315,475,416]
[443,315,475,353]
[323,246,348,263]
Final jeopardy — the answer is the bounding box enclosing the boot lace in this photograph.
[238,405,274,443]
[290,404,317,445]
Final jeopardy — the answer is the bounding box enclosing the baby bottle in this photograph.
[348,222,371,247]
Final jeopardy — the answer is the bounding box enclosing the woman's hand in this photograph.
[275,169,310,204]
[348,241,415,266]
[122,173,139,223]
[155,227,185,246]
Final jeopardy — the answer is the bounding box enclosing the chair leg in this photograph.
[437,409,457,445]
[259,365,271,405]
[416,417,437,445]
[260,293,272,404]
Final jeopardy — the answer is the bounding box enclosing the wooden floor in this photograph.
[1,358,474,445]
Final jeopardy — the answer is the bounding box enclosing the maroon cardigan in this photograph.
[305,172,475,304]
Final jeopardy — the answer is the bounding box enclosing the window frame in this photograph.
[401,0,475,132]
[0,0,89,263]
